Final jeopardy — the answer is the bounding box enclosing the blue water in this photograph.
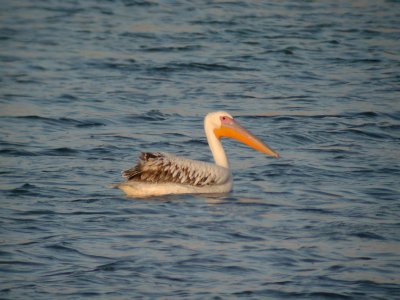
[1,0,400,298]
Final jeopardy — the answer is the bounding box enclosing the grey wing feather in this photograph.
[122,152,229,186]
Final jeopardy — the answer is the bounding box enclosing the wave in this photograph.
[41,147,80,156]
[141,45,202,52]
[0,148,37,156]
[244,110,400,120]
[6,183,42,197]
[149,62,258,73]
[10,115,106,128]
[123,109,181,123]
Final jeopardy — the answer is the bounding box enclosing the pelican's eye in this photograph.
[220,115,232,124]
[220,115,233,125]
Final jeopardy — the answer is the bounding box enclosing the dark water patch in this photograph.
[328,57,383,66]
[286,133,316,145]
[352,280,400,294]
[16,209,55,216]
[306,291,354,299]
[328,264,346,272]
[176,256,226,268]
[0,148,37,157]
[226,231,265,242]
[186,139,208,146]
[263,46,300,55]
[150,62,258,73]
[269,115,298,122]
[233,288,305,298]
[351,111,380,118]
[351,231,385,240]
[362,187,399,201]
[41,147,80,156]
[75,121,106,128]
[191,19,237,26]
[163,132,187,138]
[120,207,163,215]
[122,0,159,7]
[12,115,106,128]
[372,167,400,176]
[215,264,259,275]
[0,264,44,274]
[327,111,380,120]
[345,128,395,140]
[0,260,44,267]
[346,122,391,131]
[60,210,118,216]
[154,274,187,283]
[261,280,293,287]
[233,199,281,208]
[385,111,400,121]
[326,39,340,44]
[0,250,13,258]
[93,260,133,272]
[38,4,86,15]
[117,233,152,240]
[261,163,331,181]
[14,77,41,84]
[378,124,400,131]
[81,145,120,157]
[225,27,263,37]
[224,92,258,99]
[133,76,174,82]
[0,55,19,62]
[0,27,18,40]
[0,171,13,176]
[86,58,140,71]
[1,93,32,100]
[59,93,78,101]
[141,45,201,52]
[119,31,156,39]
[261,111,385,122]
[139,141,174,150]
[123,109,180,123]
[44,243,108,260]
[307,146,357,155]
[6,183,42,197]
[296,208,334,215]
[303,189,344,199]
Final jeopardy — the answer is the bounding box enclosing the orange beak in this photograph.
[214,117,280,158]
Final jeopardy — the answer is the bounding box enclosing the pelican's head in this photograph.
[205,111,280,158]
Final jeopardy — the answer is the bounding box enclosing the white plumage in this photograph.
[115,111,279,197]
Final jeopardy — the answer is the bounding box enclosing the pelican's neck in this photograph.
[204,121,230,169]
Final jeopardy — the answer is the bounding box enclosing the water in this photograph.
[1,0,400,298]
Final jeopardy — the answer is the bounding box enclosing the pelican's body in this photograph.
[117,152,233,197]
[115,111,279,197]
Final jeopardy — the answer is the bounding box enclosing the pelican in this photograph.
[115,111,279,197]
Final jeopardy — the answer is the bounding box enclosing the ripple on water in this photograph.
[20,115,106,128]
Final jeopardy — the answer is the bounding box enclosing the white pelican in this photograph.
[115,111,279,197]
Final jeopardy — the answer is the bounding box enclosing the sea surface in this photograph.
[1,1,400,299]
